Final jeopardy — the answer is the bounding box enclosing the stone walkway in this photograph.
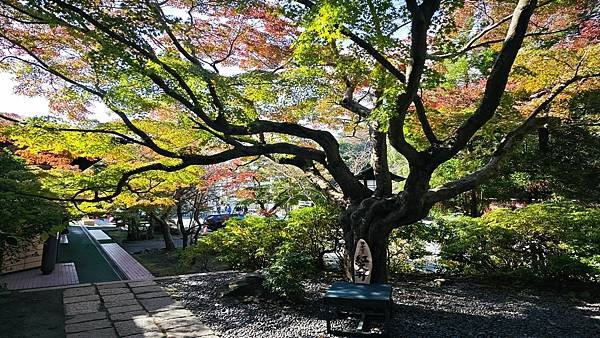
[89,229,112,241]
[0,263,79,290]
[101,243,153,281]
[63,280,218,337]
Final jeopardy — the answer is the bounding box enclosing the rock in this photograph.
[221,273,265,298]
[434,278,448,287]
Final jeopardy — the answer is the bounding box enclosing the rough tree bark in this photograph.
[150,212,176,251]
[176,202,188,249]
[145,218,155,240]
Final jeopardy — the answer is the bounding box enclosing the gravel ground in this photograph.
[158,272,600,337]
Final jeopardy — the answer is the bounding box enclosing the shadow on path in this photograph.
[0,289,64,338]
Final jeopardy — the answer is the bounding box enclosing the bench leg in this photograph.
[357,313,367,332]
[382,307,391,338]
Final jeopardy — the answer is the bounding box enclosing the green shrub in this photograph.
[181,205,341,300]
[387,222,433,275]
[200,216,287,270]
[263,247,316,302]
[283,205,341,268]
[437,202,600,281]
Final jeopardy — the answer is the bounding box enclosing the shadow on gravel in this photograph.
[390,282,600,337]
[159,273,600,338]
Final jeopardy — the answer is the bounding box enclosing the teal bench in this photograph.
[323,281,393,337]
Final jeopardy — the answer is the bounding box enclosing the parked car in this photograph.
[203,214,243,231]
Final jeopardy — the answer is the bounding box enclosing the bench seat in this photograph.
[323,281,393,337]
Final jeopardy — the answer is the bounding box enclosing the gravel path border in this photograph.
[158,272,600,337]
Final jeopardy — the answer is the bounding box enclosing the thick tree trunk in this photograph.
[538,127,549,152]
[176,203,188,249]
[341,195,429,283]
[127,216,141,241]
[467,188,481,217]
[161,219,176,251]
[150,212,176,251]
[145,218,155,240]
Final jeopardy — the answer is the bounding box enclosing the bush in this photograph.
[181,205,341,300]
[282,205,341,268]
[263,248,316,302]
[195,216,287,270]
[0,150,69,270]
[387,222,433,275]
[436,202,600,281]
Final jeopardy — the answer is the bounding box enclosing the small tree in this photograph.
[0,148,68,269]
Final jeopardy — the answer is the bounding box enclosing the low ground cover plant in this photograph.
[436,202,600,281]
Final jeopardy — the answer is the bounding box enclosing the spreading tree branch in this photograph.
[414,95,439,145]
[388,0,441,164]
[295,0,406,82]
[426,71,599,204]
[434,0,539,165]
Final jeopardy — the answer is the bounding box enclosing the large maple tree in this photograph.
[0,0,598,282]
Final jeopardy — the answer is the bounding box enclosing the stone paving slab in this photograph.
[64,286,97,297]
[165,334,218,338]
[65,311,108,325]
[65,300,101,316]
[101,292,135,303]
[99,287,131,296]
[166,324,215,336]
[131,285,163,294]
[122,332,165,338]
[109,310,148,322]
[135,291,169,299]
[64,294,100,304]
[128,280,157,288]
[154,316,202,330]
[66,327,118,338]
[97,282,127,289]
[139,297,183,312]
[115,316,162,336]
[65,319,112,333]
[107,304,145,314]
[62,280,218,338]
[104,298,140,309]
[151,309,195,320]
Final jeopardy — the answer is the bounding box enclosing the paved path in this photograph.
[0,262,79,290]
[63,280,218,338]
[101,243,153,281]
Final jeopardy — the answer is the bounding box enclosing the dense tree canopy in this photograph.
[0,0,598,281]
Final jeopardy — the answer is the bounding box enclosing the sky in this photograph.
[0,72,113,122]
[0,72,50,117]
